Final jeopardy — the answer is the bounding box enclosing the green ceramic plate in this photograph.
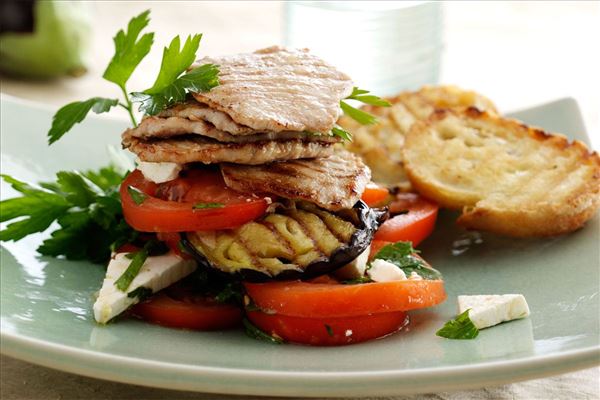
[1,95,598,397]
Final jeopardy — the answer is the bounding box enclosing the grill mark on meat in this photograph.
[122,133,335,165]
[125,115,340,144]
[191,46,353,134]
[221,151,371,211]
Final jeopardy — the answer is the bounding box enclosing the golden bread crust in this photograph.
[338,85,498,190]
[403,108,600,237]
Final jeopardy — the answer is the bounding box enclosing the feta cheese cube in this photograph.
[93,252,196,324]
[367,259,407,282]
[333,245,370,280]
[458,294,530,329]
[136,159,182,183]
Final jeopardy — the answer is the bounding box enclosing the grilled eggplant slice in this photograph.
[182,201,386,281]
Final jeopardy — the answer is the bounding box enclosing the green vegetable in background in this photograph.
[0,0,92,79]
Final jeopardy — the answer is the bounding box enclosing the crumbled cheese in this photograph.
[409,271,423,280]
[367,259,407,282]
[136,159,182,183]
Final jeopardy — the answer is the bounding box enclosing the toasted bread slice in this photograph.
[403,108,600,237]
[338,85,497,190]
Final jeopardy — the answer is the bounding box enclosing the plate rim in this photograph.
[2,329,599,396]
[1,95,599,396]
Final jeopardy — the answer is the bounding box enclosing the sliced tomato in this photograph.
[156,232,193,259]
[374,192,438,246]
[131,291,242,331]
[120,169,268,232]
[244,279,446,318]
[361,183,389,207]
[247,310,408,346]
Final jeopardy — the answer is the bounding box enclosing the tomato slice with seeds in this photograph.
[247,310,408,346]
[120,169,269,232]
[374,192,438,246]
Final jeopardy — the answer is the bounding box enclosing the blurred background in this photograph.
[1,0,598,143]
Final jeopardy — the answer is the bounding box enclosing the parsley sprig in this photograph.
[131,35,219,115]
[333,87,391,141]
[46,10,219,145]
[0,166,136,263]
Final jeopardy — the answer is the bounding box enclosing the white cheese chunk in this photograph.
[136,159,182,183]
[458,294,530,330]
[93,252,197,324]
[333,245,370,280]
[367,259,407,282]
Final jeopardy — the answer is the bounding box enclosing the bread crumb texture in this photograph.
[403,107,600,237]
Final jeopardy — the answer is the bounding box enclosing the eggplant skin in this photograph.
[181,201,388,282]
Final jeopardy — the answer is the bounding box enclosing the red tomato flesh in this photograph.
[247,310,408,346]
[120,169,268,232]
[131,292,242,331]
[361,183,390,207]
[245,279,446,318]
[374,192,438,246]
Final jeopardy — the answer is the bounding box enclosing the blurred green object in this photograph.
[0,0,92,79]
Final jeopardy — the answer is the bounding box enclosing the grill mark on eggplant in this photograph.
[290,211,328,257]
[182,201,389,282]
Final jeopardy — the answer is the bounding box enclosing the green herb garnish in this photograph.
[336,86,391,141]
[127,286,153,301]
[114,240,168,291]
[341,276,373,285]
[127,185,147,205]
[192,202,225,210]
[131,36,220,115]
[373,242,443,281]
[243,318,284,344]
[214,282,243,304]
[331,125,353,142]
[436,310,479,340]
[0,166,135,263]
[325,324,334,337]
[46,10,218,144]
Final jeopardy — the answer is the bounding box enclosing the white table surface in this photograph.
[1,2,598,399]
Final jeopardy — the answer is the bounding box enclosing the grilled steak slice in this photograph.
[124,115,339,144]
[221,151,371,211]
[157,101,255,135]
[191,46,354,134]
[122,134,335,165]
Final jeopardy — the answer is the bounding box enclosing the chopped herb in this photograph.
[325,324,334,337]
[341,276,373,285]
[0,166,136,263]
[114,240,168,291]
[192,202,225,210]
[373,242,443,281]
[331,125,353,141]
[177,240,189,254]
[346,87,392,107]
[127,185,147,205]
[436,310,479,340]
[127,286,153,301]
[114,246,149,291]
[340,101,378,125]
[243,318,283,344]
[338,86,390,130]
[214,282,243,304]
